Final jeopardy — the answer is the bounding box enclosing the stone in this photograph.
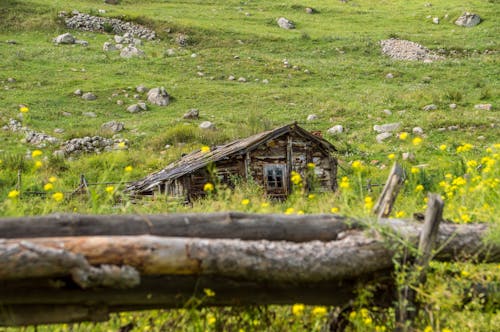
[327,125,343,135]
[54,128,65,134]
[62,112,72,117]
[176,33,189,47]
[183,109,199,119]
[165,48,176,56]
[305,7,314,14]
[83,112,97,118]
[277,17,295,29]
[380,38,444,61]
[199,121,215,130]
[120,45,145,58]
[103,42,117,51]
[449,103,457,109]
[422,104,437,111]
[7,78,16,83]
[402,152,415,161]
[474,103,492,111]
[307,114,318,121]
[455,12,481,27]
[74,39,88,46]
[383,109,392,115]
[376,132,392,143]
[98,9,106,14]
[373,122,401,133]
[81,92,97,101]
[191,53,197,58]
[54,33,75,44]
[117,100,123,105]
[147,87,170,106]
[102,121,125,132]
[114,35,125,44]
[74,89,83,96]
[432,17,439,24]
[262,79,269,84]
[127,104,141,113]
[228,75,235,81]
[137,102,147,111]
[448,125,459,131]
[238,77,247,83]
[412,127,424,135]
[385,73,394,79]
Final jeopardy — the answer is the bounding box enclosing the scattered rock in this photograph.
[176,33,190,47]
[7,78,16,83]
[199,121,215,130]
[2,119,59,147]
[53,33,75,44]
[385,73,394,79]
[277,17,295,29]
[376,132,392,143]
[307,114,318,121]
[402,152,415,161]
[373,123,401,133]
[191,53,197,58]
[116,100,123,105]
[103,42,118,51]
[54,128,65,134]
[74,89,83,96]
[120,45,145,58]
[101,121,125,132]
[455,12,481,27]
[305,8,314,14]
[127,103,147,113]
[382,109,392,115]
[165,48,176,56]
[327,125,343,135]
[422,104,437,111]
[474,103,492,111]
[74,39,88,46]
[183,109,199,119]
[62,112,72,117]
[449,103,457,109]
[238,77,247,83]
[412,127,424,135]
[65,12,156,40]
[81,92,97,101]
[448,125,459,131]
[83,112,97,118]
[228,75,236,81]
[136,84,149,93]
[432,17,439,24]
[55,136,128,157]
[380,38,444,61]
[262,79,269,84]
[147,87,170,106]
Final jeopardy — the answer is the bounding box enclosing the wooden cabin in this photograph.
[126,123,337,200]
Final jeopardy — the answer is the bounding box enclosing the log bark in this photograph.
[373,163,405,218]
[0,212,358,242]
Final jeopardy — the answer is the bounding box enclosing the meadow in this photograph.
[0,0,499,330]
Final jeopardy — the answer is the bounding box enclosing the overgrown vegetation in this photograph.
[0,0,498,330]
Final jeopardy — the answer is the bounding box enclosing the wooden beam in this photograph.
[373,163,405,218]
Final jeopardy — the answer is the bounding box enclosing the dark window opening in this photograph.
[265,165,285,189]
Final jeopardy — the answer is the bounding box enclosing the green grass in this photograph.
[0,0,499,330]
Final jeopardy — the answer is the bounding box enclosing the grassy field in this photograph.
[0,0,499,330]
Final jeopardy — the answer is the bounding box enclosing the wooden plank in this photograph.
[373,163,405,218]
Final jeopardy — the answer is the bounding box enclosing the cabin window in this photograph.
[264,164,286,189]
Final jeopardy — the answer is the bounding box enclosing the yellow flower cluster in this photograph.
[292,303,304,316]
[241,198,250,205]
[201,146,210,153]
[203,182,214,192]
[351,160,363,172]
[203,288,216,297]
[456,143,473,153]
[364,196,374,210]
[311,306,327,317]
[291,171,302,186]
[339,176,350,189]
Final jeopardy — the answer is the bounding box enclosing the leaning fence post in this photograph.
[16,169,22,198]
[396,193,444,331]
[372,163,405,218]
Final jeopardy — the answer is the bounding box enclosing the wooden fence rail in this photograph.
[1,211,499,326]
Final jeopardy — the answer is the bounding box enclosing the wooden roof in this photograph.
[126,123,336,194]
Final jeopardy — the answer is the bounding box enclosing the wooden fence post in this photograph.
[372,163,405,218]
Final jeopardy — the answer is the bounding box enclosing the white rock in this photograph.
[386,73,394,79]
[54,33,75,44]
[114,35,124,44]
[402,152,415,161]
[83,112,96,118]
[373,122,401,133]
[74,89,82,96]
[383,109,392,115]
[199,121,215,130]
[262,79,269,84]
[412,127,424,135]
[474,103,492,111]
[81,92,97,101]
[127,104,141,113]
[422,104,437,111]
[327,125,343,135]
[376,132,392,143]
[307,114,318,121]
[449,103,457,109]
[147,87,170,106]
[277,17,295,29]
[120,45,145,58]
[238,77,247,82]
[432,17,439,24]
[455,12,481,27]
[103,42,117,51]
[228,75,235,81]
[191,53,197,58]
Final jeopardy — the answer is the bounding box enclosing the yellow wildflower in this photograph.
[312,306,327,317]
[105,186,114,193]
[203,288,216,297]
[206,313,216,326]
[124,165,133,172]
[412,137,423,146]
[399,132,408,140]
[415,184,424,192]
[456,143,473,153]
[452,177,466,186]
[34,160,43,169]
[261,202,269,208]
[8,190,20,199]
[19,106,29,113]
[375,326,386,332]
[308,194,315,200]
[52,192,64,202]
[461,270,470,278]
[363,317,373,325]
[285,207,295,215]
[364,196,374,210]
[388,153,395,160]
[442,328,452,332]
[307,162,315,169]
[291,171,302,185]
[411,167,420,174]
[31,150,43,158]
[439,144,447,151]
[201,146,210,153]
[339,176,350,189]
[292,303,305,316]
[349,311,357,319]
[43,183,54,191]
[117,141,126,149]
[460,213,471,223]
[331,207,339,213]
[241,198,250,205]
[203,182,214,192]
[445,173,453,179]
[395,211,406,218]
[49,176,57,183]
[351,160,363,171]
[297,210,304,215]
[466,160,478,169]
[423,326,433,332]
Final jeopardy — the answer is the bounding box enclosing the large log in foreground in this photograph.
[0,213,498,326]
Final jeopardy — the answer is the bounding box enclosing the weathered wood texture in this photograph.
[373,163,405,218]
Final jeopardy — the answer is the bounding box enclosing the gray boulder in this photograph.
[183,109,199,119]
[455,12,481,27]
[103,42,118,51]
[81,92,97,101]
[277,17,295,29]
[101,121,125,132]
[120,45,145,58]
[54,33,75,44]
[136,84,149,93]
[147,87,170,106]
[373,122,401,133]
[199,121,215,130]
[376,132,392,143]
[422,104,437,111]
[327,125,343,135]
